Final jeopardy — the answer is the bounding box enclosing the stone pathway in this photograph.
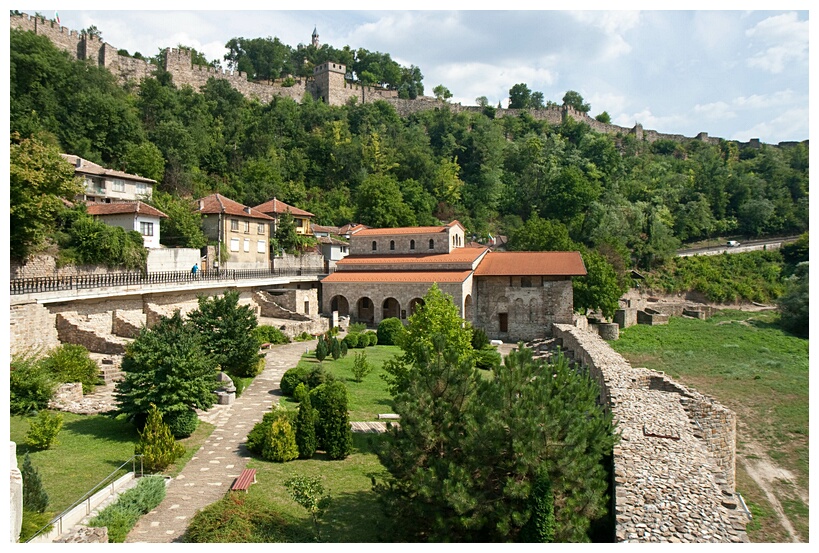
[125,339,315,543]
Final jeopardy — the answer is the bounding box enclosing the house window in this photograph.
[372,241,377,251]
[257,240,266,253]
[390,240,395,251]
[112,179,125,192]
[136,182,147,195]
[244,238,251,252]
[94,178,105,193]
[295,219,303,228]
[139,222,154,236]
[231,219,239,231]
[230,238,240,251]
[257,223,265,234]
[521,276,532,288]
[341,246,348,254]
[410,240,415,250]
[499,313,508,333]
[244,221,250,233]
[429,239,435,249]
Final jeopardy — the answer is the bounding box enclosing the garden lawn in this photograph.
[610,310,808,542]
[10,412,214,514]
[245,433,396,542]
[283,345,401,421]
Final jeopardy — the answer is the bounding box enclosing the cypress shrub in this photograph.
[135,404,185,473]
[295,394,317,459]
[330,337,342,360]
[315,338,328,363]
[22,454,49,513]
[471,327,490,350]
[262,416,299,462]
[310,381,352,460]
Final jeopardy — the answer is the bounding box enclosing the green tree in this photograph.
[263,416,299,462]
[135,404,185,473]
[122,141,165,183]
[284,475,332,541]
[25,411,64,450]
[573,247,625,319]
[187,290,262,378]
[777,262,808,336]
[507,214,575,252]
[148,191,208,249]
[350,351,372,383]
[315,337,328,364]
[309,381,353,460]
[10,134,83,260]
[594,111,611,124]
[296,394,318,459]
[508,83,532,109]
[355,173,416,228]
[274,209,300,254]
[115,312,218,428]
[22,454,49,513]
[562,90,590,113]
[433,84,452,102]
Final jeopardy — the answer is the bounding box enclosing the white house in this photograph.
[317,236,350,269]
[85,201,168,249]
[61,154,156,203]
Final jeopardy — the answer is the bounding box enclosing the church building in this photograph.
[320,221,587,341]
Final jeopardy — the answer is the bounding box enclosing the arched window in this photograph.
[429,239,435,249]
[372,241,377,251]
[410,239,415,250]
[390,240,395,250]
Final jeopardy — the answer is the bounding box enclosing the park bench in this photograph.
[259,342,271,350]
[230,469,257,493]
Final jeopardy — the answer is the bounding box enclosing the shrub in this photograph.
[340,341,348,358]
[475,347,502,371]
[315,338,328,363]
[41,344,99,393]
[330,337,342,360]
[471,327,490,350]
[342,333,359,349]
[10,355,57,415]
[165,409,199,439]
[295,394,317,459]
[366,331,378,346]
[348,322,367,333]
[293,382,309,403]
[262,417,299,462]
[284,475,332,541]
[183,493,307,543]
[20,510,54,543]
[135,404,185,473]
[25,411,64,450]
[252,325,290,345]
[351,352,373,383]
[280,366,333,397]
[89,475,167,542]
[294,331,314,342]
[377,317,405,346]
[246,409,297,456]
[22,454,48,513]
[310,381,352,460]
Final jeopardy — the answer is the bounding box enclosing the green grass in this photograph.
[282,345,401,421]
[610,310,809,541]
[244,433,397,542]
[10,412,215,514]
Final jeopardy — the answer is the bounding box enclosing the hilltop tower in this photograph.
[313,61,347,105]
[312,26,319,48]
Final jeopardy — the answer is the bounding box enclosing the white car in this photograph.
[726,240,740,247]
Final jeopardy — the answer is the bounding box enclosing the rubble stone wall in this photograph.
[552,324,747,543]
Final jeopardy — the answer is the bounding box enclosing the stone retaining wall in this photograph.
[551,324,747,543]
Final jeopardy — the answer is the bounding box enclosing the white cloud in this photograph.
[566,11,640,60]
[745,12,808,74]
[733,90,796,109]
[692,102,736,120]
[439,63,558,107]
[732,107,809,143]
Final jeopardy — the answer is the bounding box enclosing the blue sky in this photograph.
[21,3,811,144]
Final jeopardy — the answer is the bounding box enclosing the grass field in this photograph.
[610,310,809,542]
[280,345,401,421]
[10,413,214,515]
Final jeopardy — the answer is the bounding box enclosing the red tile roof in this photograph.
[474,252,586,276]
[197,194,273,220]
[355,221,464,237]
[85,201,167,218]
[337,247,488,266]
[253,198,314,218]
[61,154,156,184]
[338,223,368,235]
[322,271,472,283]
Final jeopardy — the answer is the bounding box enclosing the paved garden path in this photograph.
[125,339,315,543]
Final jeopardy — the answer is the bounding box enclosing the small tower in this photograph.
[312,26,319,48]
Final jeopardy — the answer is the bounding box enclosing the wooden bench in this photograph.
[259,342,271,350]
[230,469,257,492]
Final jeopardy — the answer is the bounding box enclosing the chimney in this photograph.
[75,157,82,168]
[198,199,204,210]
[244,206,251,214]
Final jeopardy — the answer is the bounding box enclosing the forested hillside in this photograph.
[10,27,809,299]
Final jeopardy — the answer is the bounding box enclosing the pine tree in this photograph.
[330,337,341,360]
[21,454,49,513]
[315,336,328,364]
[135,404,185,473]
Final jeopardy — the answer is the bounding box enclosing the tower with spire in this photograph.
[312,26,319,48]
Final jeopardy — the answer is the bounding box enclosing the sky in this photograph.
[12,3,812,144]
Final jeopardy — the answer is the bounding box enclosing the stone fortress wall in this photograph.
[11,12,801,149]
[551,324,748,543]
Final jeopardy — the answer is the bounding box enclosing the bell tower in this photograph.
[312,26,319,48]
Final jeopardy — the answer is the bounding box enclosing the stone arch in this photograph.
[529,298,539,323]
[330,295,349,317]
[464,294,473,322]
[356,296,374,325]
[382,297,400,320]
[514,298,525,322]
[408,297,425,316]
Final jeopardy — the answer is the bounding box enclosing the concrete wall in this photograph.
[551,324,747,543]
[350,230,461,255]
[273,252,325,271]
[9,301,61,356]
[146,248,201,273]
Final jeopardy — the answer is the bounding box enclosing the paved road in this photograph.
[125,339,315,543]
[677,236,798,257]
